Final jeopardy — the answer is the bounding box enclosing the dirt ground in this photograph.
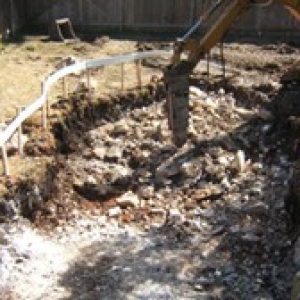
[0,36,138,120]
[1,37,300,299]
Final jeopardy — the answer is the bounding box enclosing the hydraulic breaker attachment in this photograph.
[164,66,190,147]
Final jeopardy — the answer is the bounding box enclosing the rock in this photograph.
[156,161,181,179]
[108,206,122,217]
[241,233,261,242]
[92,147,106,159]
[192,186,223,201]
[217,156,230,166]
[193,207,215,218]
[190,86,207,99]
[86,175,97,185]
[113,120,129,135]
[74,182,112,200]
[105,146,123,160]
[168,208,185,224]
[242,202,268,215]
[181,161,201,178]
[0,200,16,221]
[138,186,154,199]
[149,208,167,216]
[233,150,246,173]
[116,191,140,208]
[218,88,225,96]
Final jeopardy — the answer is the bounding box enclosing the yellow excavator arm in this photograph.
[283,0,300,20]
[165,0,300,146]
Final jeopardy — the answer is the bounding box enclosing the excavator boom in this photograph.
[165,0,300,147]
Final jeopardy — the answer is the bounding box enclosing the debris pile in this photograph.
[6,81,294,298]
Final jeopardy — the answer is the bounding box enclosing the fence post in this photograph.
[2,144,9,176]
[121,63,125,91]
[16,107,24,156]
[135,60,142,90]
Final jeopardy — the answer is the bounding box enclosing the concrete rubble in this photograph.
[4,77,295,299]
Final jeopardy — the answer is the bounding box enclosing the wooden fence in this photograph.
[16,0,299,38]
[0,1,298,40]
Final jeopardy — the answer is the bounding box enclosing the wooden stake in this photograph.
[2,144,9,176]
[43,80,50,117]
[121,63,125,91]
[87,70,91,99]
[41,81,47,129]
[220,40,226,82]
[42,104,47,129]
[206,51,210,83]
[16,107,23,156]
[63,76,68,99]
[136,60,142,90]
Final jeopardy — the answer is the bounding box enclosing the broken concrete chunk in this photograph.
[108,206,122,217]
[106,146,123,160]
[92,147,106,159]
[190,86,207,99]
[217,156,230,167]
[113,120,129,135]
[241,233,261,242]
[233,150,246,173]
[180,161,201,178]
[168,208,185,224]
[156,163,180,179]
[138,186,154,199]
[116,191,140,208]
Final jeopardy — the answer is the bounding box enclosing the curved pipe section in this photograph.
[0,50,171,148]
